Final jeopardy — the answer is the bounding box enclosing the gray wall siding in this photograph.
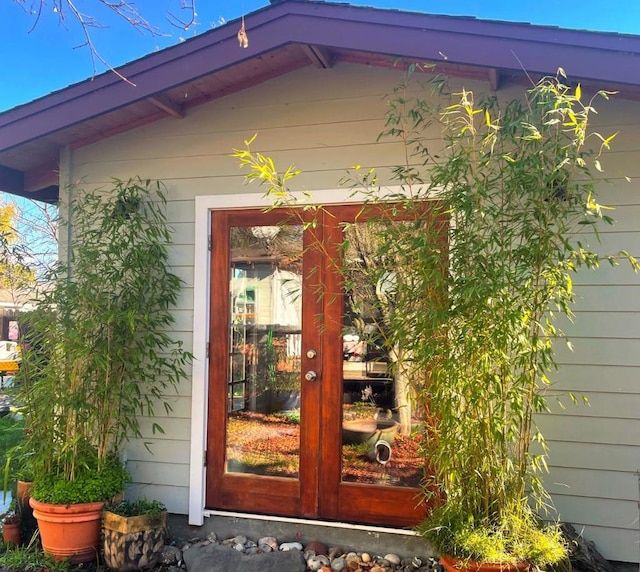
[66,63,640,563]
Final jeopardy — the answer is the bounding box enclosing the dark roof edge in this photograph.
[2,0,640,126]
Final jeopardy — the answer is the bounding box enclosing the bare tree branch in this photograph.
[11,1,199,80]
[166,0,197,31]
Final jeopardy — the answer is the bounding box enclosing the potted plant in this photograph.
[373,73,633,569]
[18,178,191,563]
[2,506,21,547]
[3,442,37,545]
[235,71,636,569]
[102,499,167,571]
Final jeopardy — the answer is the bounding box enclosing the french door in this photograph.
[205,204,439,526]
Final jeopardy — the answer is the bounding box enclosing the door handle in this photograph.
[304,370,318,382]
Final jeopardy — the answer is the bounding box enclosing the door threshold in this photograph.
[203,510,418,537]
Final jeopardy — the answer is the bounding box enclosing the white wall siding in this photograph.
[67,62,640,562]
[542,157,640,560]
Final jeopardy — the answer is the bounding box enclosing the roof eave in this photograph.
[2,0,639,201]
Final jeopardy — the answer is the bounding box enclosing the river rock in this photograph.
[280,541,304,551]
[259,536,279,551]
[308,554,331,570]
[331,557,347,571]
[385,553,401,565]
[328,546,343,559]
[306,540,328,555]
[160,545,183,565]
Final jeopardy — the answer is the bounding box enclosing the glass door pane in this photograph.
[340,221,423,488]
[225,224,303,479]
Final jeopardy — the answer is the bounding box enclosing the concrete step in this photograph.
[167,512,436,560]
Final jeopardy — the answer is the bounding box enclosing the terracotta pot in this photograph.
[102,510,167,571]
[16,481,37,543]
[2,519,21,546]
[16,480,33,507]
[29,497,104,563]
[440,555,531,572]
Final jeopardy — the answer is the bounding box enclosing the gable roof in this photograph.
[2,0,640,202]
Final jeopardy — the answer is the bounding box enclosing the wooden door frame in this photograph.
[188,188,442,527]
[206,208,325,517]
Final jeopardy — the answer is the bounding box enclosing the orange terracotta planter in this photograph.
[2,520,21,546]
[16,481,33,507]
[440,555,531,572]
[29,498,104,563]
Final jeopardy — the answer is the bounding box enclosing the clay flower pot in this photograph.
[2,514,21,547]
[29,497,104,563]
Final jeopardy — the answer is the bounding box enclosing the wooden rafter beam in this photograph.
[301,44,334,69]
[147,94,185,119]
[488,68,500,91]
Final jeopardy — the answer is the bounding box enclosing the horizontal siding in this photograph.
[554,338,640,366]
[557,311,640,339]
[138,417,191,441]
[572,286,640,312]
[127,460,190,487]
[572,263,640,286]
[543,392,640,419]
[552,364,640,393]
[544,441,638,472]
[553,496,637,533]
[165,199,195,224]
[127,438,190,464]
[592,205,640,232]
[70,62,640,561]
[73,140,410,185]
[538,414,640,446]
[127,483,189,515]
[545,467,636,501]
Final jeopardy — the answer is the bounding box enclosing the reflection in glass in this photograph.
[225,225,303,478]
[340,222,423,488]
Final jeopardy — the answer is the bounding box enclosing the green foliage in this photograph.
[356,70,634,561]
[32,455,129,505]
[235,69,636,563]
[0,415,27,499]
[18,177,192,502]
[0,538,70,572]
[105,498,166,526]
[419,503,566,566]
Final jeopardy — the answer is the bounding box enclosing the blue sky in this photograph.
[1,0,639,112]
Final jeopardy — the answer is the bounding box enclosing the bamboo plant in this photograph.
[234,69,637,565]
[18,177,191,504]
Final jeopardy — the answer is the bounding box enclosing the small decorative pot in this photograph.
[102,510,167,571]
